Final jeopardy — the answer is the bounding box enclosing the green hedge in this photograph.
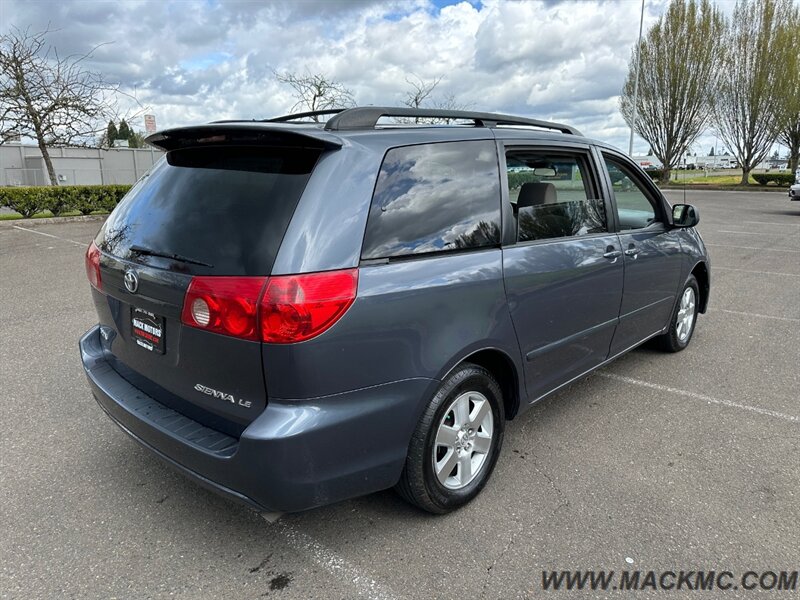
[0,184,131,218]
[507,171,540,190]
[644,169,665,181]
[752,173,794,186]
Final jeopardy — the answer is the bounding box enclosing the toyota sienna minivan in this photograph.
[80,107,710,513]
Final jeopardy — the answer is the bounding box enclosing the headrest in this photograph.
[517,182,557,208]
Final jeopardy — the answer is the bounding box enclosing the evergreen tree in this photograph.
[117,119,132,141]
[105,120,118,147]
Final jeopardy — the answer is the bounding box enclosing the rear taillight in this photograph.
[179,269,358,343]
[181,277,266,341]
[260,269,358,343]
[85,242,102,289]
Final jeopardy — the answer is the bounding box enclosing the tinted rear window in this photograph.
[361,140,501,260]
[95,146,320,275]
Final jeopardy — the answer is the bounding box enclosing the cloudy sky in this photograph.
[1,0,767,155]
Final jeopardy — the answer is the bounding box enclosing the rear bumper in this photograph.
[80,326,435,512]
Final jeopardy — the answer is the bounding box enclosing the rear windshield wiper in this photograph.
[129,245,213,268]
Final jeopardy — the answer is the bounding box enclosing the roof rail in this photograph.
[322,107,582,136]
[265,109,345,123]
[264,107,581,136]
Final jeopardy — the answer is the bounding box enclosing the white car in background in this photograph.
[791,169,800,200]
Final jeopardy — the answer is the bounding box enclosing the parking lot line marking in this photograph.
[742,221,800,227]
[716,230,783,235]
[715,309,800,323]
[263,516,401,600]
[12,225,85,247]
[597,372,799,424]
[713,266,800,277]
[705,243,800,253]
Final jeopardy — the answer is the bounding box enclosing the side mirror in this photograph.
[672,203,699,228]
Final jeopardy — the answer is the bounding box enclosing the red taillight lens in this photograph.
[260,269,358,343]
[181,277,266,341]
[180,269,358,343]
[85,242,102,289]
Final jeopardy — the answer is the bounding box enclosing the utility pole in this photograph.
[628,0,645,156]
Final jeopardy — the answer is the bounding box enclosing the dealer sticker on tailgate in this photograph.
[131,307,165,354]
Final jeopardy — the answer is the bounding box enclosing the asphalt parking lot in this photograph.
[1,189,798,599]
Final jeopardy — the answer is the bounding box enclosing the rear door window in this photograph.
[361,141,501,259]
[95,145,320,275]
[505,150,606,242]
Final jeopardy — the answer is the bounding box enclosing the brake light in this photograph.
[260,269,358,343]
[180,269,358,343]
[181,277,266,341]
[85,242,102,289]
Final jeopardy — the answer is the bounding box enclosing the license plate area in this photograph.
[131,307,165,354]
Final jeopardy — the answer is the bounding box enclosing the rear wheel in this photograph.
[395,363,504,514]
[657,275,699,352]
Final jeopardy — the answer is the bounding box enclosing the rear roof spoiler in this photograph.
[145,122,343,151]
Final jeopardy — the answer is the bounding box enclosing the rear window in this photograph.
[361,140,501,260]
[95,145,320,275]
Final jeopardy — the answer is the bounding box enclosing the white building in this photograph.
[0,143,163,187]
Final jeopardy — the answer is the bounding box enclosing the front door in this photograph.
[600,153,684,356]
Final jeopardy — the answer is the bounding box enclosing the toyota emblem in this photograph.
[124,269,139,293]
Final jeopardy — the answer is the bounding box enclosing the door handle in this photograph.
[603,249,622,260]
[624,245,640,258]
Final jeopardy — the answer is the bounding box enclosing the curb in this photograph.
[659,185,789,193]
[0,214,108,228]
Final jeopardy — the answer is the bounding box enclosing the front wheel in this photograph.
[657,275,699,352]
[395,363,505,514]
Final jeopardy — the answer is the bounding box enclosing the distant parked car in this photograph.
[789,183,800,201]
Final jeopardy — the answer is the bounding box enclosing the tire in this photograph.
[395,363,505,514]
[656,274,699,352]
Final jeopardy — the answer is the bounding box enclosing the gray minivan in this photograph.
[80,107,710,514]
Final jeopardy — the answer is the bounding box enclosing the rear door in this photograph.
[91,141,323,434]
[599,151,684,356]
[501,144,623,401]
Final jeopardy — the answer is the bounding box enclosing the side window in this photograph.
[361,141,501,260]
[603,155,659,230]
[506,150,606,242]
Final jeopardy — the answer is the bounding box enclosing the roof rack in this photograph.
[265,107,581,136]
[265,109,345,123]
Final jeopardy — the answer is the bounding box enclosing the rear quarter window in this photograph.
[361,140,501,260]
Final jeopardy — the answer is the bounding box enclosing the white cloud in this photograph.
[3,0,765,154]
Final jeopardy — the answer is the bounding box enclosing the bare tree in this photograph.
[713,0,794,185]
[620,0,725,183]
[775,3,800,175]
[275,71,355,120]
[0,27,127,185]
[400,74,469,124]
[402,74,442,110]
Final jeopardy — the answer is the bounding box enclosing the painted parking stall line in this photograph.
[714,309,800,323]
[715,230,789,235]
[262,515,402,600]
[713,266,800,278]
[705,243,800,253]
[597,372,800,424]
[742,220,800,227]
[12,225,86,247]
